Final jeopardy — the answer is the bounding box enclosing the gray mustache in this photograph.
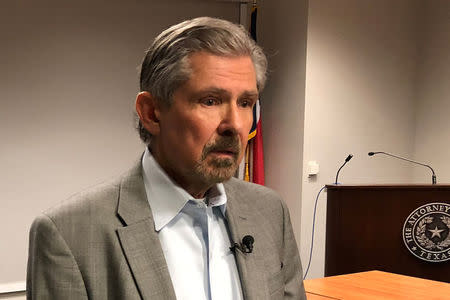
[203,137,241,158]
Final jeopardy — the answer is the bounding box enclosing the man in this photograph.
[27,17,306,299]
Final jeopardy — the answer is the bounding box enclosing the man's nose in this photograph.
[217,104,245,136]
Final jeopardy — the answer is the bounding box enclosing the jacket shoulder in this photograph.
[43,161,142,224]
[223,178,290,228]
[44,177,121,223]
[224,177,284,206]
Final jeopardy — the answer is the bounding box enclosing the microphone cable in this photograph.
[304,154,353,279]
[303,185,326,280]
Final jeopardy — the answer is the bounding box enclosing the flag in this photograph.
[245,2,265,185]
[250,101,264,185]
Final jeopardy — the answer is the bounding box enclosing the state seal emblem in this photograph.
[403,202,450,262]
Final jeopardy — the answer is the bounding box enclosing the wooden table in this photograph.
[304,270,450,300]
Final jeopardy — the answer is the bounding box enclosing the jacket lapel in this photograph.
[116,162,176,300]
[225,180,270,300]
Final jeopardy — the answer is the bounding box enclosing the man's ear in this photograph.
[135,91,162,136]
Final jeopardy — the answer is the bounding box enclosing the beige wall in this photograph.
[413,0,450,183]
[0,0,239,287]
[255,0,427,280]
[0,292,25,300]
[300,0,450,279]
[258,0,309,250]
[301,0,420,278]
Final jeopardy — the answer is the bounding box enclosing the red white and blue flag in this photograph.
[240,2,265,185]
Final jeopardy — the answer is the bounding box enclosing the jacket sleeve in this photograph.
[27,214,88,300]
[280,201,307,299]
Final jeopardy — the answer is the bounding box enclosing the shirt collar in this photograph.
[141,148,227,231]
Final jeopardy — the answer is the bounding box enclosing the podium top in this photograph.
[304,271,450,299]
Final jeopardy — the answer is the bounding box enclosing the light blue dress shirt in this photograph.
[142,149,243,300]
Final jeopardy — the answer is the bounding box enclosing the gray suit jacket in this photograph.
[27,162,306,299]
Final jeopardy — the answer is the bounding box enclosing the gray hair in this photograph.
[137,16,268,144]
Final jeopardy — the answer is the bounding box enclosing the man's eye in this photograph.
[202,98,220,106]
[239,99,254,108]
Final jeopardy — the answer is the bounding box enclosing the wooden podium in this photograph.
[325,185,450,283]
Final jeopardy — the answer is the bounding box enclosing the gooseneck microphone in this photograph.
[230,235,254,254]
[334,154,354,184]
[368,151,437,184]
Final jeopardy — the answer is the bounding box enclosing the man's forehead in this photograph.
[192,86,258,98]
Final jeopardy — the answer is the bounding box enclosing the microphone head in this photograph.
[242,235,254,253]
[368,152,375,156]
[345,154,353,162]
[242,235,254,244]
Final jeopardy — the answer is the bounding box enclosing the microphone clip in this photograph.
[230,235,254,254]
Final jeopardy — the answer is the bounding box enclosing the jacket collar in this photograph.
[116,160,152,226]
[116,160,176,300]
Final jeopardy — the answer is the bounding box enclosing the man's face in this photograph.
[151,52,258,193]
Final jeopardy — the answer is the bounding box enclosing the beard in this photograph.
[192,135,242,184]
